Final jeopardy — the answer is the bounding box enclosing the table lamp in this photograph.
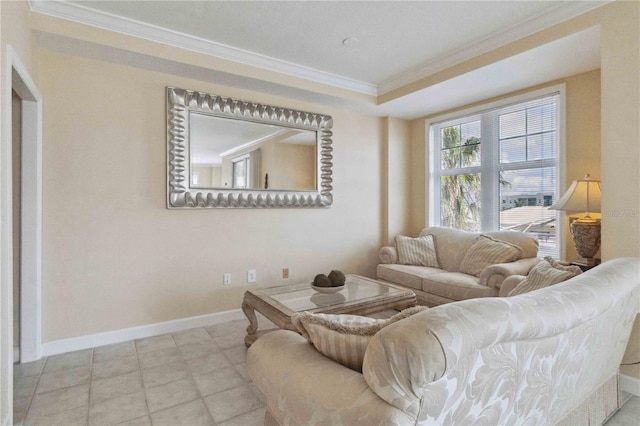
[549,174,601,265]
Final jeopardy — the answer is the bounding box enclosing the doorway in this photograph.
[1,47,43,373]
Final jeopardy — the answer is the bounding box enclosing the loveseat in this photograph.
[377,226,540,306]
[247,257,640,425]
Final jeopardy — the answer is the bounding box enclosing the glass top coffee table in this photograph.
[241,274,416,347]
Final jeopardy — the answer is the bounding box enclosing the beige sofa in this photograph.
[247,257,640,425]
[377,226,540,306]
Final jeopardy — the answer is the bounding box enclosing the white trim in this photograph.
[620,373,640,397]
[1,413,10,426]
[27,0,377,96]
[27,0,607,98]
[556,88,567,261]
[377,1,609,94]
[41,309,246,357]
[424,84,566,256]
[425,85,567,127]
[1,45,43,426]
[4,46,43,364]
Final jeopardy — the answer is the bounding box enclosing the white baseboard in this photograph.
[2,412,11,426]
[41,308,246,357]
[620,373,640,397]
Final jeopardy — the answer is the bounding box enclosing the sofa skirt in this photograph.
[262,371,621,426]
[557,371,620,426]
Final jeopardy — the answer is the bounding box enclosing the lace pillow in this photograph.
[509,257,582,296]
[395,234,440,268]
[459,234,523,277]
[291,306,428,372]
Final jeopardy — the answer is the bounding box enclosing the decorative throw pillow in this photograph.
[291,306,428,371]
[396,234,440,268]
[459,234,523,277]
[508,257,582,296]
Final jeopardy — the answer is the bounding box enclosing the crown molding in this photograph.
[28,0,378,96]
[376,0,609,95]
[29,0,608,100]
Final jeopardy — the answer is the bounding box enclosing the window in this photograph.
[429,89,563,257]
[232,156,250,189]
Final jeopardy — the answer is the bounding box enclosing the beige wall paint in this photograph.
[273,143,315,190]
[622,314,640,380]
[562,69,602,261]
[383,117,411,244]
[1,1,39,422]
[31,12,376,106]
[380,3,602,104]
[38,49,384,342]
[599,1,640,383]
[191,165,216,188]
[408,120,426,236]
[600,1,640,260]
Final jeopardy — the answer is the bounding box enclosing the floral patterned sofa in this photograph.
[377,226,540,306]
[247,257,640,425]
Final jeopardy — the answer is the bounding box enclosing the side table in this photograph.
[569,258,601,272]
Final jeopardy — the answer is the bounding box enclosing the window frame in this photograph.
[425,84,567,259]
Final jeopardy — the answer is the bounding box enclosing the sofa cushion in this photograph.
[377,264,443,291]
[458,234,523,277]
[422,272,498,300]
[396,235,439,267]
[484,230,539,258]
[419,227,479,272]
[509,257,582,296]
[291,306,428,372]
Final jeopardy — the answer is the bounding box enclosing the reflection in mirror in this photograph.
[167,87,333,208]
[189,113,317,191]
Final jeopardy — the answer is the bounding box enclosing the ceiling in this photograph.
[30,0,606,119]
[190,113,315,164]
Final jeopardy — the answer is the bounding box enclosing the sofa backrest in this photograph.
[363,257,640,424]
[418,226,538,272]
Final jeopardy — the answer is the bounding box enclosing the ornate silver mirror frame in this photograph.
[167,87,333,208]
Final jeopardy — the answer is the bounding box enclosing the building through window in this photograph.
[428,89,563,257]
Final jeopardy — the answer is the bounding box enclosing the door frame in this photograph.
[1,45,43,370]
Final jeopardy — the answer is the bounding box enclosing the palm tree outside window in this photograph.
[429,88,563,258]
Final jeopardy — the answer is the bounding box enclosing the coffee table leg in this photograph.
[242,300,259,347]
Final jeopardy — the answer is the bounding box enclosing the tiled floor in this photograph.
[13,315,640,426]
[13,317,273,426]
[606,394,640,426]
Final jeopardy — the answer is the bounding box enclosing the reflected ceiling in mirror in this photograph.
[189,113,317,191]
[167,87,333,208]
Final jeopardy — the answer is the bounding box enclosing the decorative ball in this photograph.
[313,273,331,287]
[328,270,346,287]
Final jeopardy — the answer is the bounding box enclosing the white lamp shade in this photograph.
[549,179,601,213]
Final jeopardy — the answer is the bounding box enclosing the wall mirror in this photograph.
[167,87,333,208]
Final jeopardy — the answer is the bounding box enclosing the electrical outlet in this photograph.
[247,269,256,283]
[223,273,231,285]
[282,268,289,279]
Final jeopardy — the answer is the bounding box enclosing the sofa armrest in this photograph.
[363,310,446,419]
[479,257,541,288]
[379,246,398,264]
[247,330,414,425]
[499,275,527,297]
